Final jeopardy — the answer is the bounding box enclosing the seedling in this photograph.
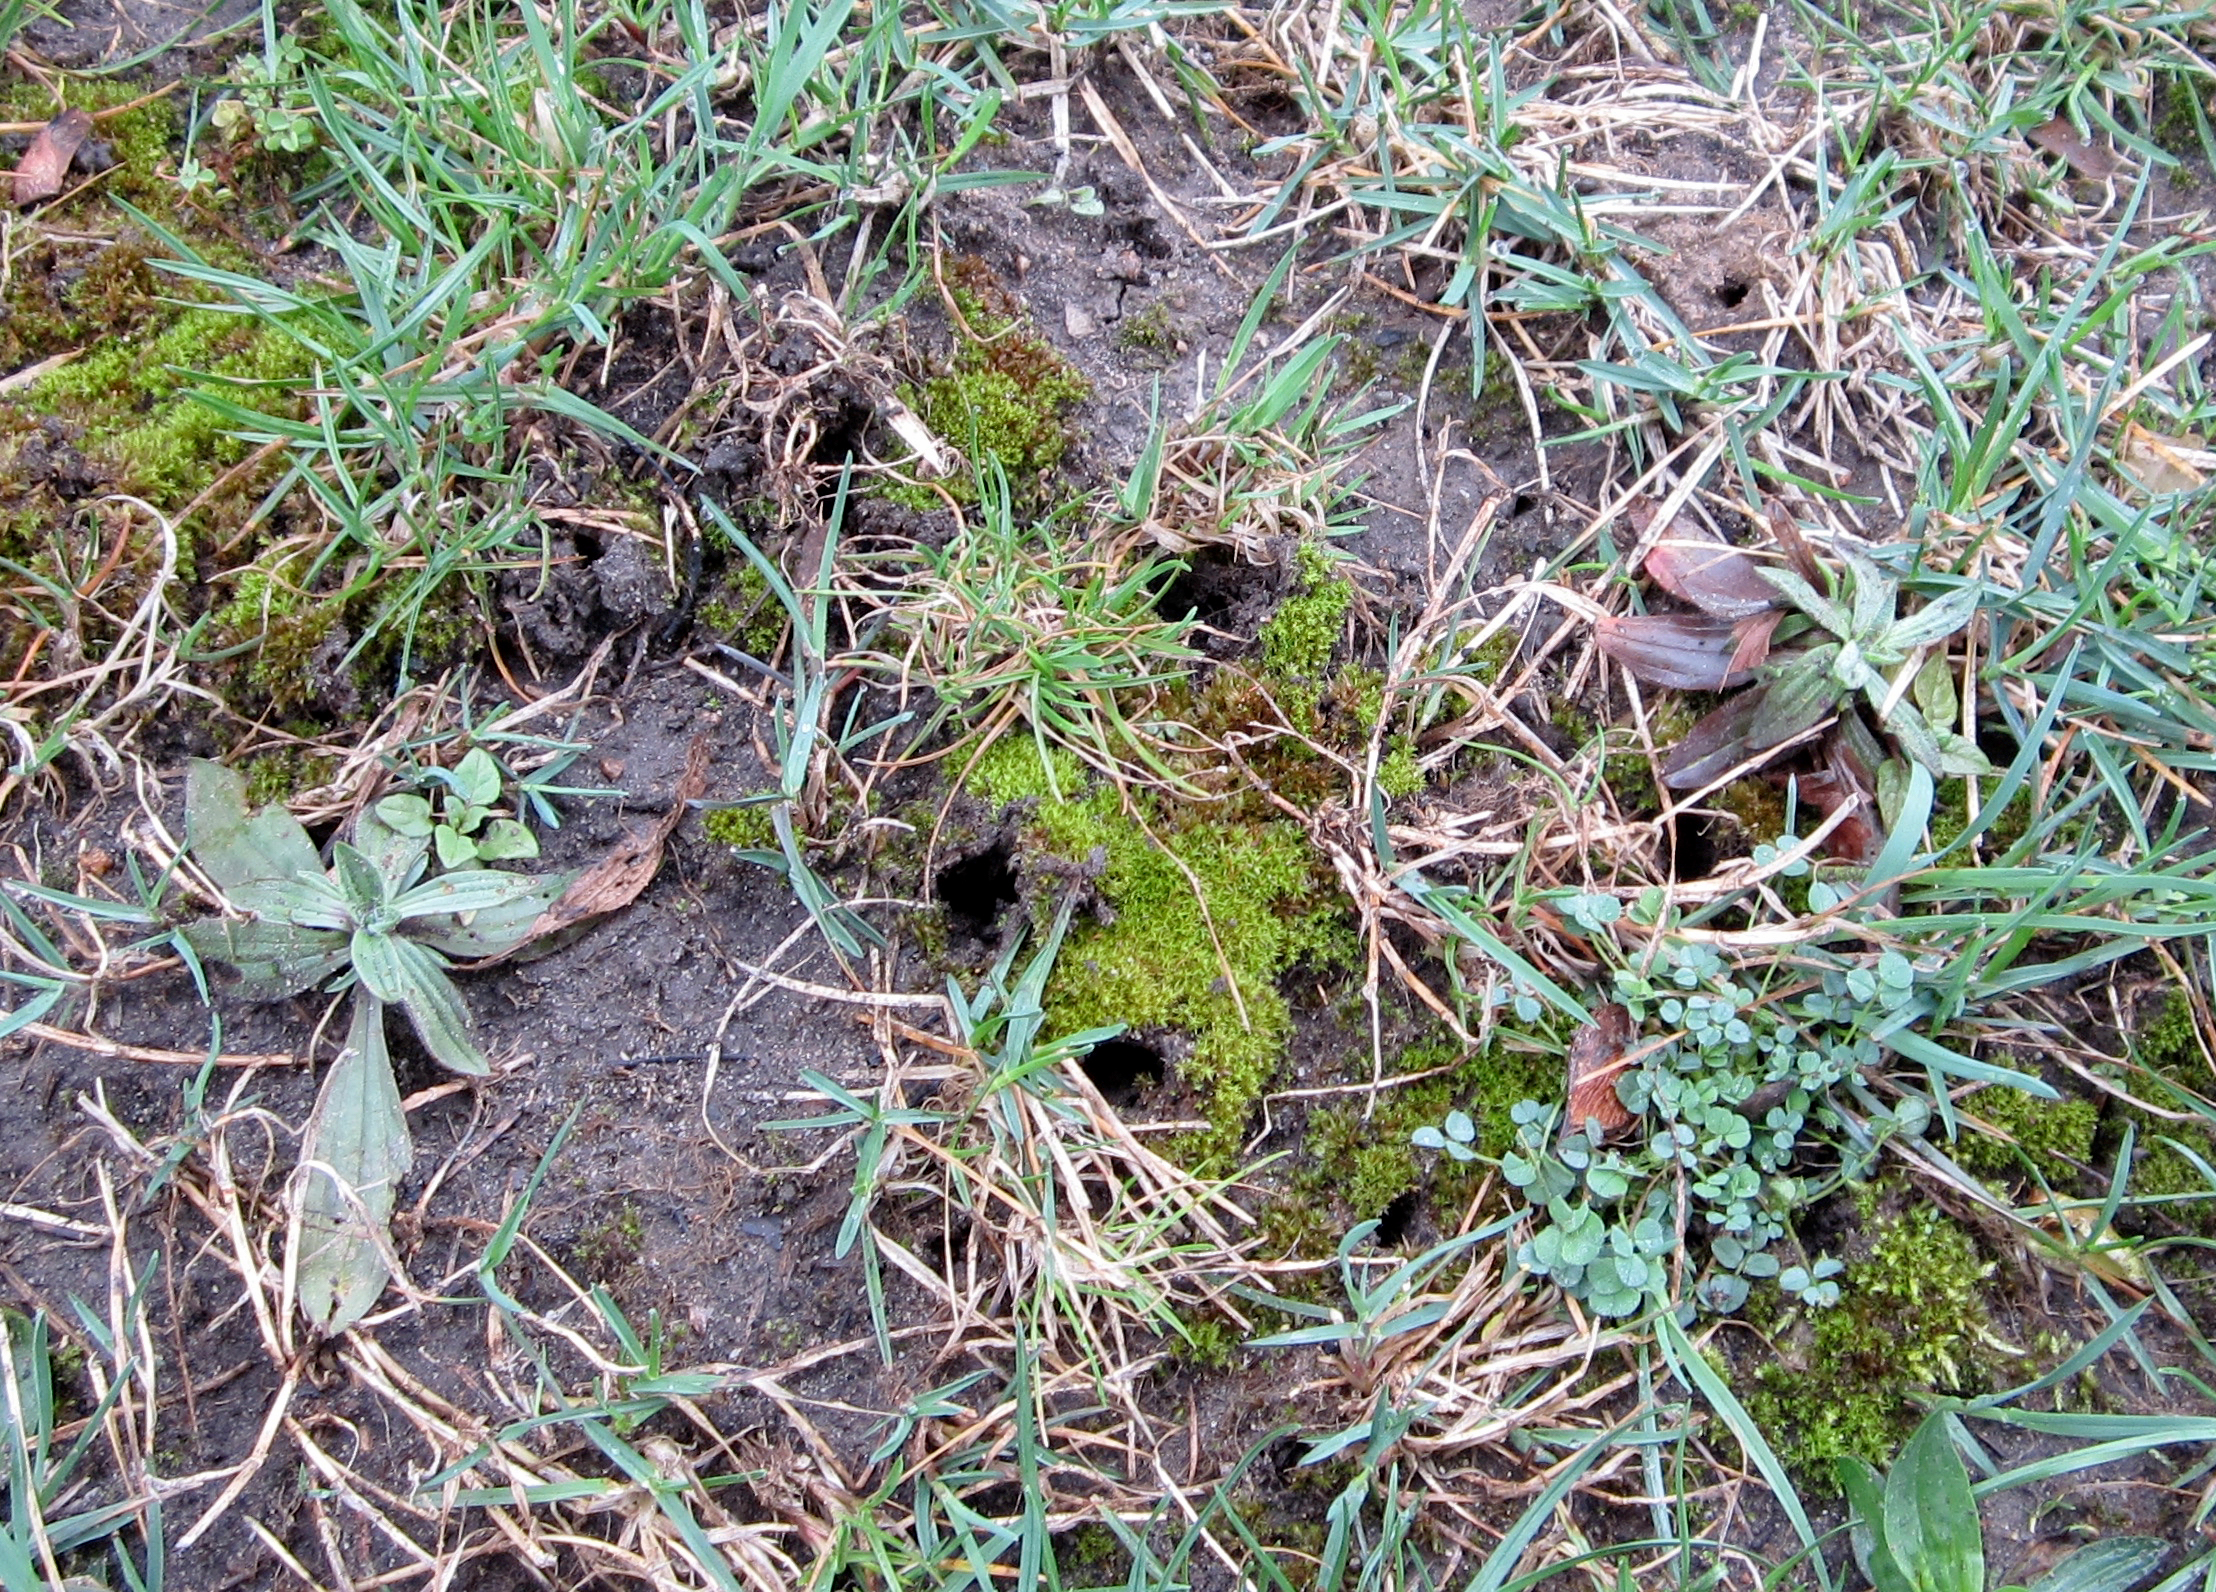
[376,746,540,869]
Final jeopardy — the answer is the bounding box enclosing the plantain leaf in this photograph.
[295,993,412,1333]
[350,929,407,1004]
[233,874,352,930]
[355,802,431,891]
[2025,1539,2169,1592]
[390,868,537,922]
[408,869,577,958]
[1838,1456,1912,1592]
[1839,541,1898,642]
[1883,1414,1982,1592]
[332,842,390,922]
[1758,566,1852,638]
[1747,647,1841,746]
[177,918,351,1000]
[186,759,322,896]
[387,937,488,1075]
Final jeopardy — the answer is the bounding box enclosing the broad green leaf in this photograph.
[233,875,352,930]
[1935,732,1994,777]
[177,918,350,1000]
[390,869,536,922]
[434,826,477,870]
[1885,696,1947,774]
[1913,655,1958,726]
[2025,1539,2169,1592]
[1886,583,1981,652]
[354,803,430,892]
[332,842,390,922]
[408,869,576,959]
[186,759,322,895]
[1884,1414,1983,1592]
[350,930,406,1004]
[1838,1456,1912,1592]
[1839,542,1898,642]
[295,994,412,1333]
[388,938,488,1075]
[454,748,503,807]
[375,794,436,838]
[473,819,539,861]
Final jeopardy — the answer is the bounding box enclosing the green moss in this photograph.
[1117,299,1176,356]
[1929,779,2035,854]
[703,804,777,850]
[1957,1085,2098,1182]
[908,262,1089,495]
[2138,986,2203,1077]
[209,560,339,714]
[1261,543,1353,685]
[697,562,786,656]
[2153,76,2209,162]
[1745,1203,1994,1481]
[1029,791,1344,1165]
[1376,737,1424,799]
[966,736,1088,806]
[243,748,334,806]
[573,1201,646,1283]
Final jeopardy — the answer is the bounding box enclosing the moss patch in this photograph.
[1745,1201,1995,1482]
[1027,790,1346,1165]
[1957,1084,2098,1184]
[1261,542,1353,685]
[966,735,1088,807]
[905,261,1089,498]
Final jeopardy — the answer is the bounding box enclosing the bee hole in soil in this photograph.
[1079,1036,1165,1108]
[1373,1189,1420,1247]
[1716,278,1751,309]
[937,840,1020,941]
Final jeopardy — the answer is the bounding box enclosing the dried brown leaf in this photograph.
[467,735,708,966]
[1637,504,1778,620]
[2028,118,2121,179]
[1566,1002,1636,1140]
[12,109,93,205]
[1596,612,1759,691]
[1660,694,1765,790]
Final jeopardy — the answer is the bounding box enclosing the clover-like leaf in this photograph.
[473,818,539,861]
[375,794,437,838]
[454,748,504,808]
[1444,1109,1475,1144]
[434,825,479,871]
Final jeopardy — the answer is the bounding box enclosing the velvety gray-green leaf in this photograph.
[354,803,431,891]
[1758,566,1851,637]
[390,868,536,922]
[2025,1539,2169,1592]
[1748,648,1840,747]
[332,842,391,923]
[296,993,413,1333]
[389,937,487,1075]
[176,918,351,1001]
[407,869,576,958]
[350,929,408,1005]
[1887,584,1981,652]
[186,758,322,896]
[1883,1415,1982,1592]
[233,875,353,931]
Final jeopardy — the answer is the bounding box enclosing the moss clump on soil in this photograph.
[703,804,777,850]
[965,735,1087,807]
[1746,1201,1995,1480]
[1929,778,2035,854]
[1262,543,1352,684]
[1259,1035,1558,1258]
[35,307,311,505]
[1376,737,1424,798]
[242,747,334,806]
[906,261,1090,496]
[1027,790,1345,1166]
[1957,1084,2098,1183]
[208,559,339,714]
[2124,987,2216,1211]
[697,562,786,656]
[1117,299,1176,357]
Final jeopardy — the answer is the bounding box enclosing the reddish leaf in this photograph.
[1763,501,1823,584]
[1800,733,1881,863]
[1566,1002,1636,1140]
[11,109,93,205]
[1661,693,1765,790]
[1639,505,1778,620]
[2028,118,2120,179]
[1727,609,1782,675]
[1597,612,1759,691]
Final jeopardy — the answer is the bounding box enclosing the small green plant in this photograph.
[376,746,540,868]
[1841,1412,2168,1592]
[179,760,570,1330]
[211,29,319,154]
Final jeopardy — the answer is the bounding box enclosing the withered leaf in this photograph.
[1638,505,1778,620]
[12,109,93,205]
[1763,501,1823,585]
[1566,1002,1636,1140]
[2028,118,2121,180]
[1596,612,1760,691]
[465,734,708,967]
